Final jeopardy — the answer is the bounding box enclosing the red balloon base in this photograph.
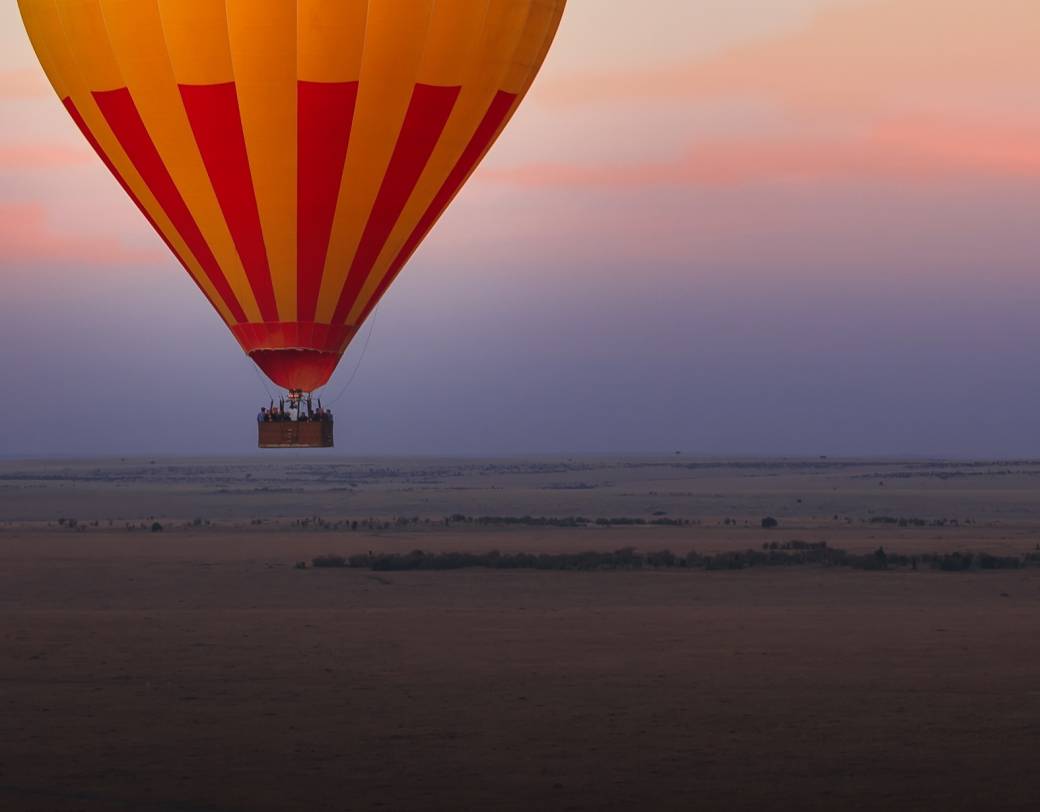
[250,349,341,392]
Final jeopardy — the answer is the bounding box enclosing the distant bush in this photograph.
[150,522,163,533]
[868,516,963,528]
[919,552,1023,571]
[315,545,1031,574]
[476,515,591,528]
[278,514,703,532]
[432,515,699,529]
[762,540,827,551]
[761,517,779,529]
[312,554,347,568]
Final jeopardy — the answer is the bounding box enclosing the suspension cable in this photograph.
[251,359,277,404]
[326,307,379,407]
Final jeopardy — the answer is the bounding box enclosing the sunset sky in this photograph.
[2,0,1040,456]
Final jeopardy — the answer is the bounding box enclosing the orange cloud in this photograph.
[0,202,162,267]
[543,0,1040,117]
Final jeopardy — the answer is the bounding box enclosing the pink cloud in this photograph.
[482,117,1040,188]
[873,117,1040,176]
[0,68,51,99]
[0,202,162,267]
[0,144,92,169]
[512,0,1040,190]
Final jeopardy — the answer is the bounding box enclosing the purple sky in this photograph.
[2,0,1040,457]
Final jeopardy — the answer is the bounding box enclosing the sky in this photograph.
[2,0,1040,458]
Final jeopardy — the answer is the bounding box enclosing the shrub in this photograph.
[150,522,163,533]
[312,554,347,568]
[309,546,1027,574]
[761,516,779,529]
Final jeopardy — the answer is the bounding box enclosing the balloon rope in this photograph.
[251,360,277,403]
[326,307,379,407]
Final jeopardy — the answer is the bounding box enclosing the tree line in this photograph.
[309,545,1034,572]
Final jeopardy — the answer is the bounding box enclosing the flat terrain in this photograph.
[1,456,1039,811]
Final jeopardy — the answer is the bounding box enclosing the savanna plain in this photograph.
[1,456,1038,811]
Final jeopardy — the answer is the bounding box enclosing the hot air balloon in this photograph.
[19,0,566,447]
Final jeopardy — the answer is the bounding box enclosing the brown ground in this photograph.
[1,456,1039,811]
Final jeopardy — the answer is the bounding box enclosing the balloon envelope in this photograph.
[19,0,565,390]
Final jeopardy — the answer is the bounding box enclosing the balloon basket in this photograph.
[258,421,333,449]
[258,390,334,449]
